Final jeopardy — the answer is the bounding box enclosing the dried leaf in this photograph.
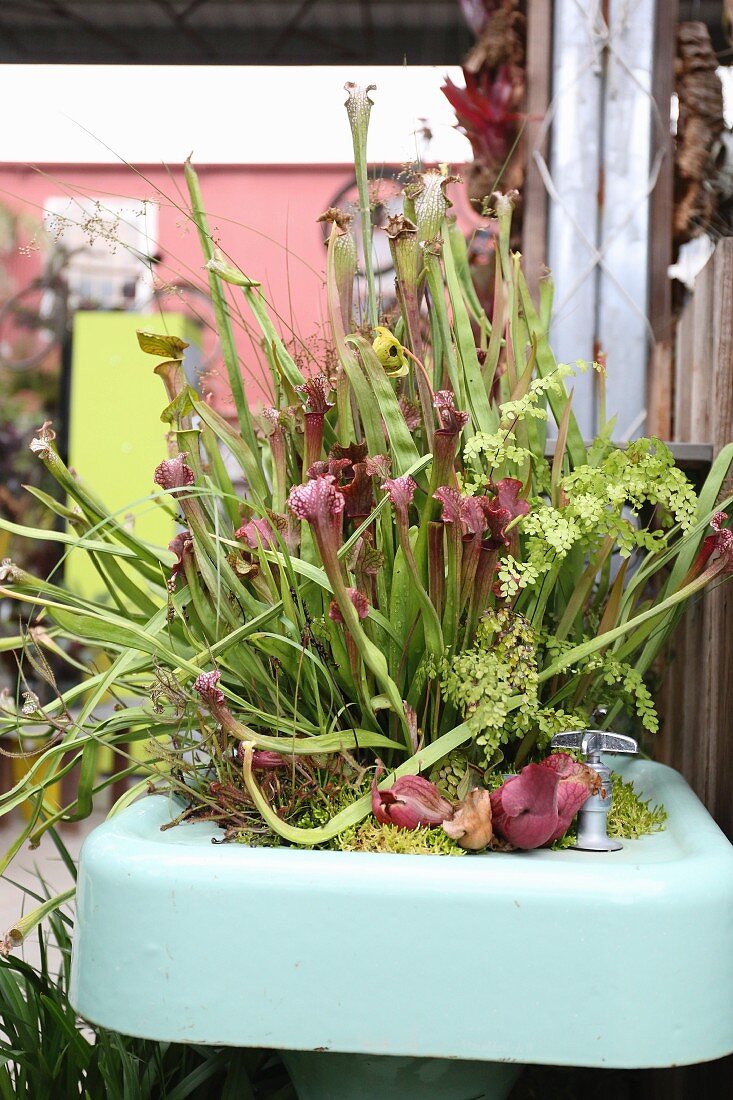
[136,330,189,359]
[443,788,493,850]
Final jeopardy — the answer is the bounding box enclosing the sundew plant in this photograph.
[1,84,733,863]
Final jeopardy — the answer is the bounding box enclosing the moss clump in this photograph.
[232,829,284,847]
[550,833,577,851]
[336,821,466,856]
[607,775,667,839]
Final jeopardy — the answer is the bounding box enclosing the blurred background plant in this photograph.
[0,848,295,1100]
[0,203,67,703]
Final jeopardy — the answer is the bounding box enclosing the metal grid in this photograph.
[0,0,469,63]
[532,0,668,440]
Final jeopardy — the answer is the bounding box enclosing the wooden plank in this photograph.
[712,240,733,452]
[521,0,552,296]
[657,240,733,1094]
[646,0,677,439]
[653,240,733,1097]
[648,341,673,440]
[701,239,733,838]
[661,240,733,828]
[690,260,714,442]
[674,250,715,443]
[673,290,695,441]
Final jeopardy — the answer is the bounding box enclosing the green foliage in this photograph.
[583,655,659,735]
[562,438,697,555]
[0,874,291,1099]
[542,635,660,735]
[429,749,484,800]
[438,610,586,766]
[0,84,730,867]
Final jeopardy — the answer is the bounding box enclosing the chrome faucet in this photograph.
[550,725,638,851]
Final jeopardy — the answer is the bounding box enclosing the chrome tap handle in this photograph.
[549,729,639,852]
[550,730,638,759]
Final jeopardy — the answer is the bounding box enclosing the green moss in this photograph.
[607,774,667,839]
[233,771,665,853]
[232,819,464,855]
[335,821,466,856]
[232,830,284,847]
[550,833,577,851]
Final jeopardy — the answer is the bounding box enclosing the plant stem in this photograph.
[240,719,480,844]
[344,84,377,329]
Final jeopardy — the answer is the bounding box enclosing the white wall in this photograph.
[0,65,470,165]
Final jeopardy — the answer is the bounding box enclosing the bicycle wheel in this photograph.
[0,280,64,372]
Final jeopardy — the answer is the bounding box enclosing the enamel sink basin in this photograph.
[70,759,733,1099]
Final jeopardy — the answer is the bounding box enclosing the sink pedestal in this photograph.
[283,1051,521,1100]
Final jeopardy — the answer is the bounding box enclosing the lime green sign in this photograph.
[66,311,197,599]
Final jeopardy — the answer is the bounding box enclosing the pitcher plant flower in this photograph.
[371,766,453,829]
[317,207,357,333]
[490,754,601,849]
[154,453,195,495]
[296,376,334,474]
[372,326,409,377]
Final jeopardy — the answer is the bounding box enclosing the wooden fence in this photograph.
[647,237,733,1099]
[656,238,733,843]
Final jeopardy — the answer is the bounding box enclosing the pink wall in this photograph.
[0,161,475,412]
[0,163,357,409]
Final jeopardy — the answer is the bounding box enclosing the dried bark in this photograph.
[674,22,725,247]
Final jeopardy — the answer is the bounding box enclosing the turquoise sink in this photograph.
[70,759,733,1099]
